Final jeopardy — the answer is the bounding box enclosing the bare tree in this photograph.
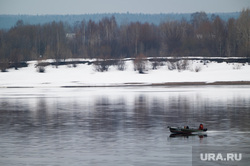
[160,21,183,56]
[237,8,250,57]
[226,18,237,57]
[93,45,112,72]
[212,16,226,56]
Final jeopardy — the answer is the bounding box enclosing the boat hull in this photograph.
[169,127,207,134]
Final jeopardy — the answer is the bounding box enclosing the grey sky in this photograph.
[0,0,249,15]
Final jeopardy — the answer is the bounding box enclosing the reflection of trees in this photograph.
[133,95,150,128]
[35,98,49,127]
[0,99,33,133]
[1,91,250,138]
[165,95,193,123]
[89,97,126,133]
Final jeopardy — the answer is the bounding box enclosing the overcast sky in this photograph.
[0,0,249,15]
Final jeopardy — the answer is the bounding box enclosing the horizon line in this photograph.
[0,10,244,16]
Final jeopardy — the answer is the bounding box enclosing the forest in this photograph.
[0,9,249,71]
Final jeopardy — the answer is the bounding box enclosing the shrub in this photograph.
[151,58,164,70]
[93,59,112,72]
[167,60,190,72]
[194,65,202,72]
[166,61,177,70]
[133,54,148,74]
[0,60,9,72]
[176,60,189,71]
[37,66,45,73]
[232,63,242,70]
[116,59,126,71]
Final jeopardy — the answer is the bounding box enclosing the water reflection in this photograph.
[0,87,250,165]
[169,133,208,139]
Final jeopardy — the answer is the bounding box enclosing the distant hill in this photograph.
[0,12,240,30]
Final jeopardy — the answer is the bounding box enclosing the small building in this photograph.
[66,33,76,39]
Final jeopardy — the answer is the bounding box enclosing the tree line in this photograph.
[0,9,249,71]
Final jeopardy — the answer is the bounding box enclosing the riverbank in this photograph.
[0,59,250,88]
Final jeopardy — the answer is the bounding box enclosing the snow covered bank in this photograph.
[0,59,250,88]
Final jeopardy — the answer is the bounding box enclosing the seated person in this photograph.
[199,124,203,130]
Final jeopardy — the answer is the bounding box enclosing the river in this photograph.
[0,86,250,165]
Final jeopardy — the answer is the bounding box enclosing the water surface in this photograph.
[0,86,250,165]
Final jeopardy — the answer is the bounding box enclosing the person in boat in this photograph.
[199,124,203,130]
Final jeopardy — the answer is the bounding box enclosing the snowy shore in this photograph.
[0,59,250,88]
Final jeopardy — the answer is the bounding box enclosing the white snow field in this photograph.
[0,59,250,87]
